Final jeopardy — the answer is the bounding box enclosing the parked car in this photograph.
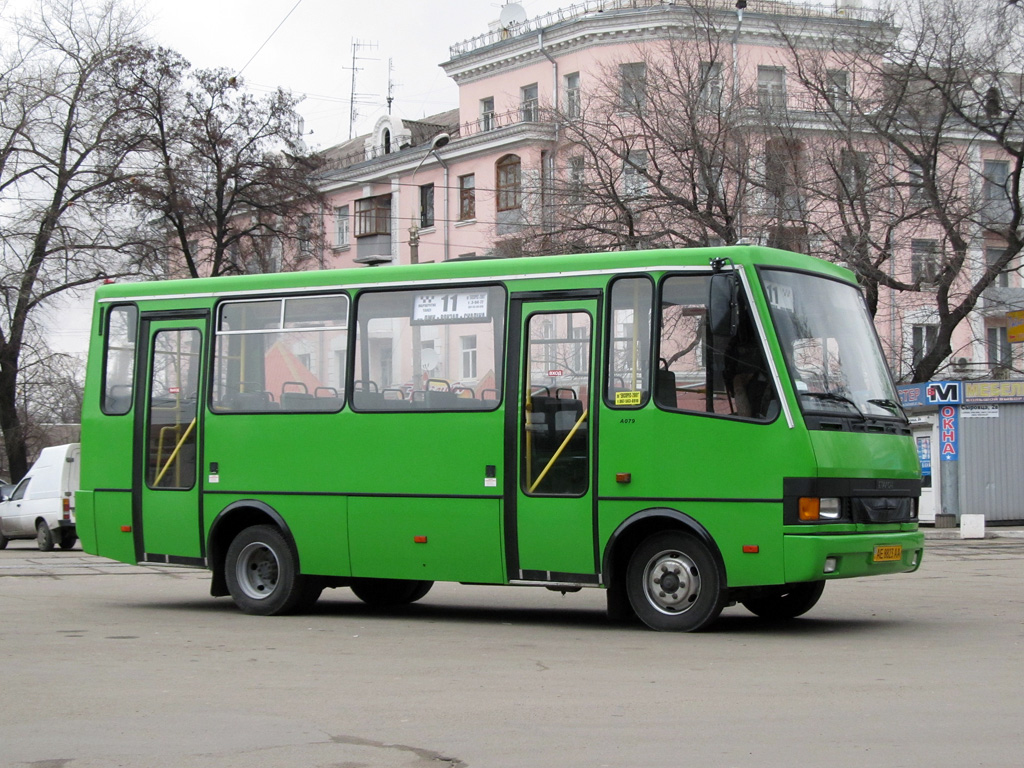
[0,443,80,551]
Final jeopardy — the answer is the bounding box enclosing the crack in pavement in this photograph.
[330,735,467,767]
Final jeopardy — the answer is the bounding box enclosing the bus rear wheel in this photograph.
[625,531,725,632]
[350,578,433,606]
[741,581,825,620]
[225,525,306,616]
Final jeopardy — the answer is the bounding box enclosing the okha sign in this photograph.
[938,404,958,461]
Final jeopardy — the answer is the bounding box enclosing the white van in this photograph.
[0,443,80,551]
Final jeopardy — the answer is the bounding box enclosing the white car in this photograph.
[0,443,80,551]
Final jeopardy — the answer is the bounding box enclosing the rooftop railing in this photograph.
[449,0,884,58]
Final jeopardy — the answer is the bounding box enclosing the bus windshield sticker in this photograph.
[764,281,795,311]
[413,291,489,324]
[615,390,643,406]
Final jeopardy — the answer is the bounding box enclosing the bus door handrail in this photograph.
[528,408,588,494]
[153,417,197,487]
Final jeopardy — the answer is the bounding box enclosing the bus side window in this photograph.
[102,304,138,415]
[353,286,505,412]
[659,274,777,420]
[211,295,349,414]
[605,276,653,408]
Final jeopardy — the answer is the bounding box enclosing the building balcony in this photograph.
[979,284,1024,316]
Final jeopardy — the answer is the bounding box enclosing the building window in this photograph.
[481,97,495,131]
[911,240,939,286]
[419,183,434,229]
[765,138,804,218]
[986,246,1010,288]
[334,205,350,247]
[567,156,585,204]
[909,161,927,201]
[982,159,1010,222]
[699,61,723,108]
[912,324,938,367]
[624,150,648,197]
[839,149,868,197]
[496,154,522,212]
[459,174,475,221]
[826,69,850,113]
[987,326,1012,372]
[565,72,581,118]
[298,214,313,256]
[757,66,786,110]
[620,63,646,112]
[355,194,392,237]
[521,83,539,122]
[461,335,478,380]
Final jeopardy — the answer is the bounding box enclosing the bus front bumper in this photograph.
[784,530,924,582]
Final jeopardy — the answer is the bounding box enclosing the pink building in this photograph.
[315,0,1022,383]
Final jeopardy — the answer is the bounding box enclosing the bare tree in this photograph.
[119,51,328,278]
[777,0,1024,382]
[519,4,754,255]
[0,0,156,481]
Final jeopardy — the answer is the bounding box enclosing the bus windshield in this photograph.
[761,268,905,423]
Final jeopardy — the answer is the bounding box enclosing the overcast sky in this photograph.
[31,0,570,355]
[143,0,570,148]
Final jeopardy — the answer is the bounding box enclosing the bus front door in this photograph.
[508,298,599,584]
[133,314,207,564]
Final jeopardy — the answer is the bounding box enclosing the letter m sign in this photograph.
[926,381,961,404]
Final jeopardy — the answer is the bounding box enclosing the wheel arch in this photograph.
[207,500,298,597]
[602,508,726,591]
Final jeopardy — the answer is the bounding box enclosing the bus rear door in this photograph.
[134,313,207,564]
[507,296,600,584]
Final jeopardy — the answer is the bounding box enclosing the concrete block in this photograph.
[960,514,986,539]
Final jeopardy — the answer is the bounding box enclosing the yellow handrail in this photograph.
[153,418,197,487]
[529,408,588,494]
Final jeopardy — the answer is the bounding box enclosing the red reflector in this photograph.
[742,545,760,554]
[615,473,632,484]
[121,525,132,533]
[414,535,428,544]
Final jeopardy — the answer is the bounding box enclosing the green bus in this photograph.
[77,246,923,631]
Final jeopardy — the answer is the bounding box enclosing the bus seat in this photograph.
[655,362,678,408]
[280,391,315,410]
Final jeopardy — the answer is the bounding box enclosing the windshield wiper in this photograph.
[868,398,908,420]
[801,391,865,419]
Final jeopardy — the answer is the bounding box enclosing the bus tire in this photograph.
[225,525,305,616]
[741,581,825,620]
[350,578,433,606]
[625,531,725,632]
[36,521,55,552]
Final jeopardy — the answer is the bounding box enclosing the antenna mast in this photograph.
[347,39,379,139]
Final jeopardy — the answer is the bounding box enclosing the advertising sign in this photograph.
[939,404,958,461]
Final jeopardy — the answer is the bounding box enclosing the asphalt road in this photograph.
[1,537,1022,768]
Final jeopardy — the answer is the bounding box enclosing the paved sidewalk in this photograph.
[922,524,1024,540]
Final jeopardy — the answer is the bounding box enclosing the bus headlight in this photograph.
[798,497,842,521]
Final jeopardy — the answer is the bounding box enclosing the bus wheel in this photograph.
[625,531,725,632]
[225,525,304,616]
[350,578,433,606]
[36,522,55,552]
[741,581,825,620]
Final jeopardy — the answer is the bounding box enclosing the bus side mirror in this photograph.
[708,271,740,338]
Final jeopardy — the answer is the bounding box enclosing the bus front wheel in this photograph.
[350,578,433,606]
[225,525,305,615]
[741,581,825,620]
[625,531,726,632]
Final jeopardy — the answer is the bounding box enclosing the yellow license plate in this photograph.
[873,545,903,562]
